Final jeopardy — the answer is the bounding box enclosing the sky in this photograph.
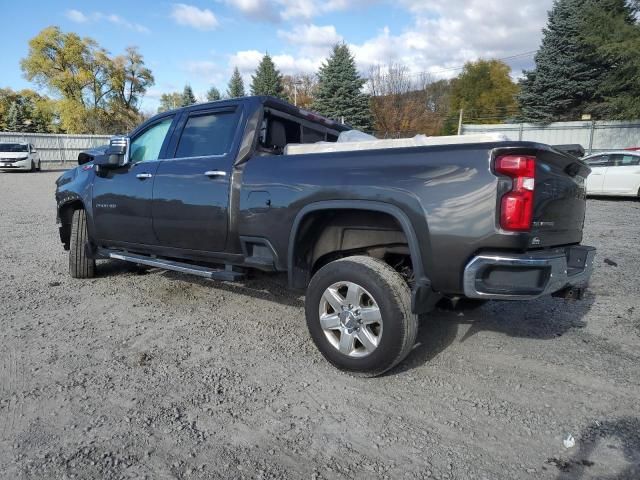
[0,0,555,111]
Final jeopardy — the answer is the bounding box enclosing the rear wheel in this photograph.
[69,209,96,278]
[305,255,418,377]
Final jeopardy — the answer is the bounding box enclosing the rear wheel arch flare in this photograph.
[287,201,426,289]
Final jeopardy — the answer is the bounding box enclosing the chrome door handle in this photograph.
[205,170,227,177]
[136,173,153,179]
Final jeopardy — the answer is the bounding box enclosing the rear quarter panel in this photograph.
[238,142,537,294]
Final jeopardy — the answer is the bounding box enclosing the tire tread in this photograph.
[69,209,95,279]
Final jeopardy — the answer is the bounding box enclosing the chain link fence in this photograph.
[461,120,640,154]
[0,132,111,164]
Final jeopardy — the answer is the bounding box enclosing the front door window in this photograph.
[129,117,173,164]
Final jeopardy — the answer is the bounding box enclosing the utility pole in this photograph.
[457,108,464,136]
[293,79,303,107]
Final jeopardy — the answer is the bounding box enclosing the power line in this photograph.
[397,50,539,79]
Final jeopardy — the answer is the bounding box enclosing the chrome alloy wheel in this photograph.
[318,281,383,358]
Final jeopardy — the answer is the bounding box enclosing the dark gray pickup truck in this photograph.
[55,96,596,376]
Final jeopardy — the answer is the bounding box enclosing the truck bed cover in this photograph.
[284,133,508,155]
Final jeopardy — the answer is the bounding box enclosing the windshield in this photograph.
[0,143,28,152]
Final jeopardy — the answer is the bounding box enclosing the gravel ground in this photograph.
[1,169,639,480]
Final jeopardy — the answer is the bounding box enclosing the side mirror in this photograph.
[77,152,93,165]
[94,154,124,169]
[99,136,130,169]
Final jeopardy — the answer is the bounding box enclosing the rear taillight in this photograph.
[495,154,536,231]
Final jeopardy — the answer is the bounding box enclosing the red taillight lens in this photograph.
[495,155,536,231]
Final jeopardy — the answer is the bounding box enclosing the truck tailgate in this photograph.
[531,148,591,247]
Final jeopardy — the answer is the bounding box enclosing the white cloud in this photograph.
[171,4,219,30]
[229,50,265,75]
[277,0,371,20]
[348,0,553,79]
[278,24,342,55]
[225,0,369,21]
[65,9,150,33]
[102,14,150,34]
[184,60,226,83]
[65,9,88,23]
[224,0,277,21]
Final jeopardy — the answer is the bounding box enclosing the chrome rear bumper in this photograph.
[463,246,596,300]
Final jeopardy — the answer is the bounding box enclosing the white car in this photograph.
[0,142,41,172]
[583,151,640,197]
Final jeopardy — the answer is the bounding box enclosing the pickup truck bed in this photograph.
[55,96,595,376]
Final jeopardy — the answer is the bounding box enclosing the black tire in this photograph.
[29,161,35,172]
[305,255,418,377]
[36,161,42,171]
[69,209,96,279]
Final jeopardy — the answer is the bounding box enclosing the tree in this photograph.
[580,0,640,119]
[368,64,450,137]
[227,67,246,98]
[206,86,221,101]
[447,59,519,129]
[313,44,372,131]
[0,88,58,132]
[517,0,608,122]
[110,47,154,110]
[158,92,182,113]
[20,26,154,133]
[6,101,25,132]
[282,74,317,109]
[250,54,284,98]
[181,84,197,107]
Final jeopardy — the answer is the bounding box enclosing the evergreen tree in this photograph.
[227,67,246,98]
[181,84,197,106]
[206,86,221,102]
[6,101,25,132]
[581,0,640,119]
[518,0,608,122]
[250,54,284,98]
[313,44,372,131]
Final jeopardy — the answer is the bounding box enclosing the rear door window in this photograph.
[611,154,640,166]
[175,111,237,158]
[584,155,609,167]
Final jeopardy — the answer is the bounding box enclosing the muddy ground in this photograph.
[0,169,639,479]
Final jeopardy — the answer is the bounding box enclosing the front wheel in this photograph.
[305,255,418,377]
[69,209,96,278]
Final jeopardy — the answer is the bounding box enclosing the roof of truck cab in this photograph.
[147,95,349,132]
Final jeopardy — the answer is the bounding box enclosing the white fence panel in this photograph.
[461,120,640,154]
[0,132,111,164]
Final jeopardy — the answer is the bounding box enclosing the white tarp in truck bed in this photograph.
[284,133,509,156]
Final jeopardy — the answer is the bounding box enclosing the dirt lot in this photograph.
[0,169,639,480]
